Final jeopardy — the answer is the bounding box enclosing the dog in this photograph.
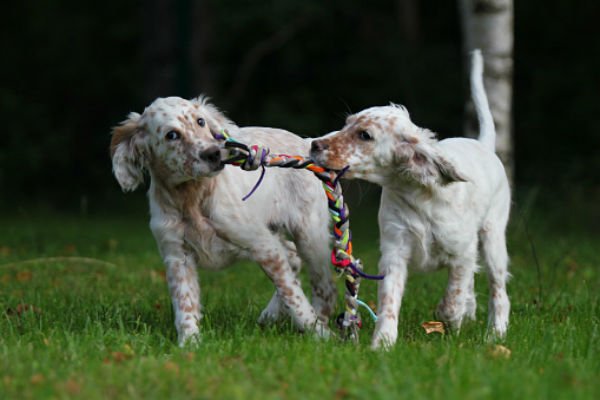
[310,50,511,349]
[110,96,336,346]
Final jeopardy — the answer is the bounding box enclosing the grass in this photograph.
[0,198,598,399]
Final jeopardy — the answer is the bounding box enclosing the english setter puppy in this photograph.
[111,96,336,346]
[310,50,510,349]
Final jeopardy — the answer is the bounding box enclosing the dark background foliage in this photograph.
[0,0,598,211]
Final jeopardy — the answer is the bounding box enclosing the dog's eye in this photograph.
[165,130,181,141]
[358,130,372,141]
[197,118,206,127]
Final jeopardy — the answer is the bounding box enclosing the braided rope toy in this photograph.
[213,129,384,342]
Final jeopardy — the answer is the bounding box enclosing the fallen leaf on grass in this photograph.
[0,246,12,256]
[104,344,135,364]
[334,388,350,400]
[6,303,42,317]
[30,374,45,385]
[488,344,511,359]
[56,379,82,395]
[16,271,32,282]
[106,352,130,364]
[164,361,180,374]
[150,270,166,282]
[421,321,445,334]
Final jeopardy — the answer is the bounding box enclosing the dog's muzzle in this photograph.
[199,145,224,171]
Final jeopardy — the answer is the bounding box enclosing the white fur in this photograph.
[111,96,336,346]
[311,51,511,349]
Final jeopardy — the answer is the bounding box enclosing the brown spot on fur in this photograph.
[384,312,397,320]
[182,303,196,313]
[280,285,294,298]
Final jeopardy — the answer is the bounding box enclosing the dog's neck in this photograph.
[149,173,216,219]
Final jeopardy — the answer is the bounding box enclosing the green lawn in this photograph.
[0,200,598,399]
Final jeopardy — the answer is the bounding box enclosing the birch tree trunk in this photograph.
[459,0,514,185]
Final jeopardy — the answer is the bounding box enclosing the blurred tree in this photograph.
[459,0,514,184]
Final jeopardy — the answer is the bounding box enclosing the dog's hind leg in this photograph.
[253,233,329,338]
[436,261,477,333]
[480,225,510,340]
[293,213,337,326]
[464,270,478,321]
[258,239,302,325]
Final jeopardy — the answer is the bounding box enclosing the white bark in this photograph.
[459,0,514,184]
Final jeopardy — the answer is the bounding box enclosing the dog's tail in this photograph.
[470,49,496,152]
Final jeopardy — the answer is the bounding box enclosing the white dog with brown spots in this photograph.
[310,50,511,349]
[111,96,336,346]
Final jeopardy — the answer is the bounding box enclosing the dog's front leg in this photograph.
[164,250,201,346]
[152,219,202,347]
[372,253,409,349]
[371,221,412,350]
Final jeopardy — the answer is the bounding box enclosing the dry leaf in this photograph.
[30,374,45,384]
[16,271,32,282]
[150,270,166,282]
[334,388,350,400]
[6,303,42,317]
[64,379,82,395]
[421,321,445,334]
[489,344,511,359]
[164,361,180,374]
[0,246,12,256]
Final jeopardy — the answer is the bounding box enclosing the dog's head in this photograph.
[310,105,466,187]
[110,96,235,191]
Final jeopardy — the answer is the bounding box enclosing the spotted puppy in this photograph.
[310,50,511,349]
[111,96,336,346]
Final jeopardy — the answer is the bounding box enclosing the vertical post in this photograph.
[459,0,514,185]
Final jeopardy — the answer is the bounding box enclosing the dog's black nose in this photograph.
[311,140,329,153]
[200,145,221,165]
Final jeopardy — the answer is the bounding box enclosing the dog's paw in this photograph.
[371,330,397,351]
[178,332,202,348]
[485,324,508,343]
[371,336,395,351]
[310,320,332,340]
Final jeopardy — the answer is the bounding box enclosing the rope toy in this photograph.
[213,129,384,342]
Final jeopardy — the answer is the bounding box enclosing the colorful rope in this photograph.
[213,129,384,342]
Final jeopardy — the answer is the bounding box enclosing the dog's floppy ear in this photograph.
[110,112,147,191]
[395,133,467,186]
[430,153,468,185]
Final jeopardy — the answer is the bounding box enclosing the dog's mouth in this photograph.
[213,163,225,172]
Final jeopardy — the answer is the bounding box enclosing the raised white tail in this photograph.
[470,49,496,152]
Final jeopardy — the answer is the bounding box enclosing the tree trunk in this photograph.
[459,0,514,185]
